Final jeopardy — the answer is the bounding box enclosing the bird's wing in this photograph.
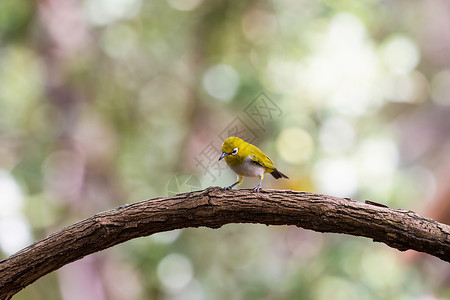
[250,147,275,170]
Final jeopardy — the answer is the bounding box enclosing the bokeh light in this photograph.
[381,35,420,75]
[312,158,358,197]
[0,170,24,218]
[202,64,240,101]
[277,127,314,164]
[356,137,398,183]
[157,253,194,292]
[151,229,182,244]
[0,216,31,255]
[101,23,139,59]
[167,0,203,11]
[0,170,31,255]
[318,117,356,154]
[83,0,142,26]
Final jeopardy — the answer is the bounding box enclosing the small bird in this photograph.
[218,137,288,191]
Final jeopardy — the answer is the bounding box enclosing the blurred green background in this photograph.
[1,0,450,299]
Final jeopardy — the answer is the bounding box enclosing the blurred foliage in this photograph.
[1,0,450,299]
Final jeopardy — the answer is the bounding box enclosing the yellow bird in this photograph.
[218,136,288,191]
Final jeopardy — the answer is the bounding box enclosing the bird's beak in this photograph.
[218,152,229,161]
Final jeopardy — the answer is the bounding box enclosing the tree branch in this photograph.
[1,187,449,299]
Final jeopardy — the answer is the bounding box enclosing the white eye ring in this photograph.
[231,148,238,155]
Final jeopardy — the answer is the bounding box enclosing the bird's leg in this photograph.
[253,174,264,192]
[225,175,243,190]
[225,181,239,190]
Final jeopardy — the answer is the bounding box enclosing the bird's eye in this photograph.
[231,148,238,155]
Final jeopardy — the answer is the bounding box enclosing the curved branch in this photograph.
[1,187,449,299]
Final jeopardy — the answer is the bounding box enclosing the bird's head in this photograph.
[218,137,247,164]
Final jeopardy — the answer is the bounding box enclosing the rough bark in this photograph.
[1,187,449,299]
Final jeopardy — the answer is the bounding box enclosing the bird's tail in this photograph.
[270,168,289,179]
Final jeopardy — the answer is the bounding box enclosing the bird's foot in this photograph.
[252,184,261,192]
[225,185,233,190]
